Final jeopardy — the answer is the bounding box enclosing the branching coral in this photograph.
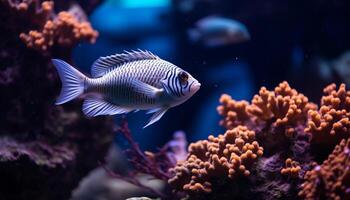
[66,81,350,199]
[299,138,350,200]
[250,82,315,131]
[218,81,316,137]
[4,0,53,25]
[100,81,350,199]
[17,1,98,53]
[99,121,182,199]
[172,81,334,199]
[169,126,263,194]
[305,83,350,147]
[117,121,175,181]
[217,95,251,128]
[280,158,301,178]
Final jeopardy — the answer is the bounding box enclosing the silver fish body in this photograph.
[52,50,200,128]
[188,16,250,47]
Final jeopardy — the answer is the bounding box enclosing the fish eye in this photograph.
[178,71,188,84]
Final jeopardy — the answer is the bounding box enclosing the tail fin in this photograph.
[52,59,86,105]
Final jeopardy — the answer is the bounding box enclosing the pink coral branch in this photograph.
[99,162,167,198]
[116,120,173,180]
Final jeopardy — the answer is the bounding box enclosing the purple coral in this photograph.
[0,137,75,168]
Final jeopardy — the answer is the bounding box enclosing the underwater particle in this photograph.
[168,125,263,194]
[305,83,350,147]
[299,138,350,200]
[280,158,301,178]
[218,81,317,137]
[52,50,201,128]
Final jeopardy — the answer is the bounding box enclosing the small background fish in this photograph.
[188,16,250,47]
[316,51,350,85]
[52,50,201,128]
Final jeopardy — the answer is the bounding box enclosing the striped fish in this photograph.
[52,50,201,128]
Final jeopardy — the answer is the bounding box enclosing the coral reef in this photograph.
[280,158,301,178]
[7,0,98,53]
[306,83,350,148]
[167,81,350,199]
[91,121,184,199]
[217,81,317,138]
[0,1,113,200]
[117,121,175,181]
[299,138,350,200]
[20,10,98,52]
[169,126,263,194]
[1,2,349,198]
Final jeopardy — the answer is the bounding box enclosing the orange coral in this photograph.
[298,138,350,200]
[168,126,263,194]
[5,0,53,20]
[305,83,350,146]
[280,158,301,178]
[218,81,316,137]
[217,94,250,129]
[15,1,98,53]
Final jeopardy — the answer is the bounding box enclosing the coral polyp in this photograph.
[305,83,350,147]
[299,138,350,200]
[18,1,98,53]
[169,125,263,194]
[280,158,301,178]
[218,81,317,137]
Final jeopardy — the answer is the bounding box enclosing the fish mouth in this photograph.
[190,82,201,91]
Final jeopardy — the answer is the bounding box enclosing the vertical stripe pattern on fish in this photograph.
[52,50,201,128]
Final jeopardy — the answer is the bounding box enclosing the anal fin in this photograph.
[83,98,132,117]
[143,107,169,128]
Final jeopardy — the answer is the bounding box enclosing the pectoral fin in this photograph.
[83,98,132,117]
[131,79,163,98]
[146,107,161,114]
[143,107,169,128]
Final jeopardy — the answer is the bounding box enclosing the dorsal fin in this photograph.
[91,49,159,78]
